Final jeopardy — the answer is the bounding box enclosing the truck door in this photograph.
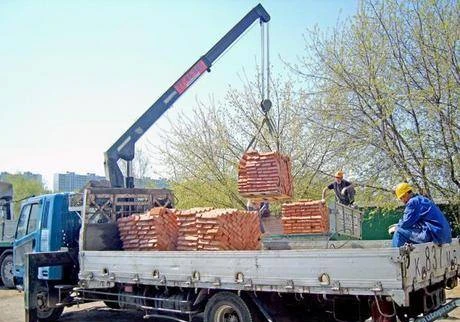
[13,201,41,283]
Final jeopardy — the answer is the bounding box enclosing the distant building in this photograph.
[53,172,106,192]
[0,171,43,184]
[52,172,169,191]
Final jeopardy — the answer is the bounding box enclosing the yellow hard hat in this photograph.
[395,182,412,199]
[334,170,344,178]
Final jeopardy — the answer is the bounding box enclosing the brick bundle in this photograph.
[281,200,329,234]
[117,207,178,251]
[117,215,141,250]
[196,209,261,250]
[238,151,293,200]
[176,207,214,251]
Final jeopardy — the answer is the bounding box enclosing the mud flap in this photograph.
[24,251,74,322]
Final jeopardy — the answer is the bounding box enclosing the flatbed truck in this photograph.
[13,3,460,322]
[14,188,460,322]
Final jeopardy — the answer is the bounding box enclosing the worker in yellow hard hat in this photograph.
[321,170,355,206]
[391,182,452,247]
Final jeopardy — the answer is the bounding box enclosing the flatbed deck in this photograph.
[79,239,460,307]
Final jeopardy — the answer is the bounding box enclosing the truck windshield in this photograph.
[16,203,40,239]
[27,204,40,233]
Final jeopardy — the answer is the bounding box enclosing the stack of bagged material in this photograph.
[238,151,293,200]
[281,200,329,234]
[176,207,214,251]
[196,209,261,250]
[117,207,178,251]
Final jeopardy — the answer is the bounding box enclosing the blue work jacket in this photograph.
[398,194,452,245]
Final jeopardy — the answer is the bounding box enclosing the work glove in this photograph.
[388,224,397,235]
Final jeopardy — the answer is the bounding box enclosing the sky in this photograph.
[0,0,357,190]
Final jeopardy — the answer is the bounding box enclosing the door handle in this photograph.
[32,239,36,249]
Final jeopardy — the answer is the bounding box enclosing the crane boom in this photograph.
[104,3,270,188]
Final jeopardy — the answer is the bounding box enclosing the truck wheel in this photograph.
[36,284,64,322]
[0,254,15,289]
[204,292,254,322]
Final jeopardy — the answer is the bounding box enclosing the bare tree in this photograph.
[154,72,337,208]
[288,0,459,203]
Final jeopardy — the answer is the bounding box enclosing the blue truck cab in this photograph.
[13,193,81,287]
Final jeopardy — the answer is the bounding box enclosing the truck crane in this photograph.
[14,4,460,322]
[104,4,271,188]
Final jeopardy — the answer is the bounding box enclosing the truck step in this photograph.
[54,284,75,290]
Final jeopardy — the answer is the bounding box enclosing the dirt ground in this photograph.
[1,286,459,322]
[0,286,144,322]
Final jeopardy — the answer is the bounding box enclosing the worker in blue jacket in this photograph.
[391,182,452,247]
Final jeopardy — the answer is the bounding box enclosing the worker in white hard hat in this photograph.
[391,182,452,247]
[321,170,355,206]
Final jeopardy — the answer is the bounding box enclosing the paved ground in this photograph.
[1,285,460,321]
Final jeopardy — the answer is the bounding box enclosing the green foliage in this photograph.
[153,72,341,209]
[138,177,159,189]
[290,0,459,205]
[439,203,460,237]
[4,174,48,216]
[170,177,244,210]
[361,202,460,240]
[293,173,328,201]
[152,0,458,211]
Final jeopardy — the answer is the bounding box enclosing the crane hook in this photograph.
[260,99,272,114]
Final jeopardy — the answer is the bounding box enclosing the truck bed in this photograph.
[78,239,460,307]
[78,189,459,308]
[0,220,17,245]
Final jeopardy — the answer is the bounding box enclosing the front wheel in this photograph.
[0,254,15,288]
[35,283,64,322]
[204,292,255,322]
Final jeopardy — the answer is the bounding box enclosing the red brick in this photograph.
[238,151,293,200]
[281,200,329,234]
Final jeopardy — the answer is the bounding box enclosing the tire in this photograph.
[35,284,64,322]
[38,306,64,322]
[204,291,254,322]
[0,253,15,289]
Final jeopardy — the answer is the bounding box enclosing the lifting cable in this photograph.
[246,20,278,153]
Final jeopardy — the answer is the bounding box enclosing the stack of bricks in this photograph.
[196,209,261,250]
[117,214,141,250]
[281,200,329,234]
[238,151,293,200]
[176,207,214,251]
[117,207,178,251]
